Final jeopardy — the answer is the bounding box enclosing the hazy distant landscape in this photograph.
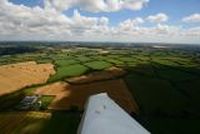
[0,42,199,134]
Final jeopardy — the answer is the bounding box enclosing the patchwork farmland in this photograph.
[0,43,200,134]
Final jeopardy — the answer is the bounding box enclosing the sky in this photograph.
[0,0,200,44]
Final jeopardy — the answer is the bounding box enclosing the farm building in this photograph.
[78,93,150,134]
[16,95,40,110]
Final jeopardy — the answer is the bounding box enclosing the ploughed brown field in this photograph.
[35,79,139,113]
[0,61,55,96]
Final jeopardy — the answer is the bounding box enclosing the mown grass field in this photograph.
[55,59,79,67]
[84,61,112,70]
[48,64,89,82]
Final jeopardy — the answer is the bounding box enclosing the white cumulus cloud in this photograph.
[0,0,199,44]
[44,0,149,12]
[119,17,144,31]
[182,13,200,23]
[0,0,110,40]
[146,13,168,23]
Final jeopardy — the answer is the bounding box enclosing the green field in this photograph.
[84,61,112,70]
[48,64,89,82]
[125,72,189,115]
[55,59,79,67]
[124,62,200,134]
[38,96,55,110]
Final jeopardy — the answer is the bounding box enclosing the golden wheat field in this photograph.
[0,61,55,96]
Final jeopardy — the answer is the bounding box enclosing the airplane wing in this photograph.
[77,93,151,134]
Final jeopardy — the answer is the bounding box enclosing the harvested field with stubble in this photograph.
[35,79,139,113]
[0,61,55,96]
[66,67,126,84]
